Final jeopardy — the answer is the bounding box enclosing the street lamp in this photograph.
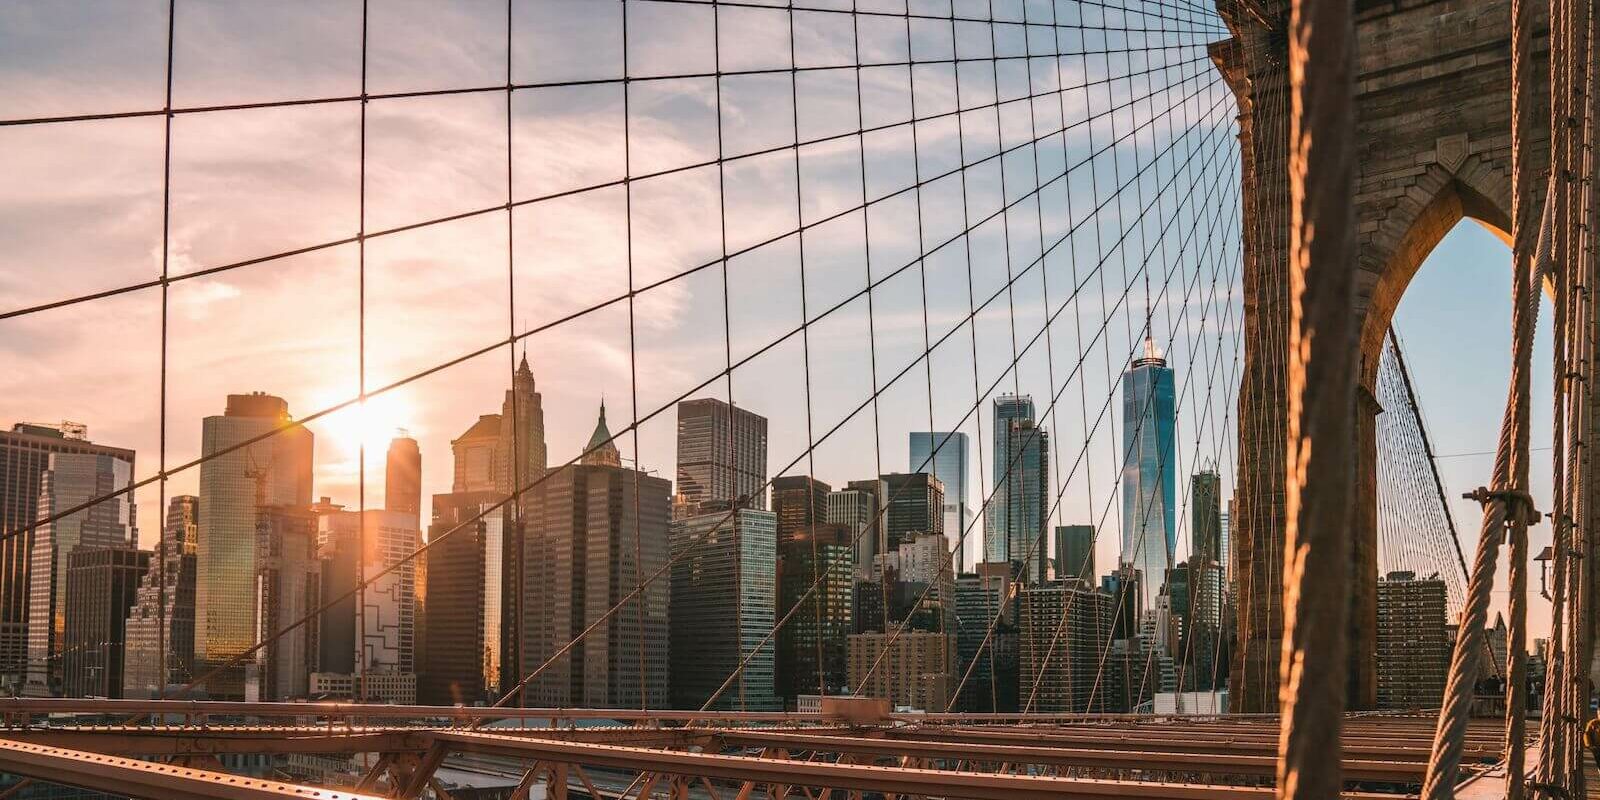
[1533,545,1553,600]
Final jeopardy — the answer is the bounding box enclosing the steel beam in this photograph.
[0,699,1471,729]
[0,698,820,724]
[0,724,690,756]
[707,729,1427,782]
[0,738,385,800]
[890,726,1503,762]
[424,730,1391,800]
[0,726,426,756]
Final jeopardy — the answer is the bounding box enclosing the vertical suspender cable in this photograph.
[1423,0,1545,782]
[356,0,369,706]
[155,0,176,705]
[1501,0,1547,783]
[1538,0,1573,781]
[1577,4,1600,788]
[1277,0,1357,795]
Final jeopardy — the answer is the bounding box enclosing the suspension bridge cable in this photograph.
[8,4,1251,744]
[0,7,1224,131]
[702,70,1236,713]
[947,124,1237,714]
[1081,129,1241,713]
[154,0,176,704]
[0,40,1212,327]
[1043,48,1245,714]
[131,42,1207,711]
[499,63,1236,713]
[921,84,1241,707]
[0,49,1221,549]
[1083,9,1245,713]
[1014,104,1243,714]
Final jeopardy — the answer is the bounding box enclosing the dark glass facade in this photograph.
[61,547,149,698]
[775,523,853,705]
[669,504,778,710]
[520,463,672,708]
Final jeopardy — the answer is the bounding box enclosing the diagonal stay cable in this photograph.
[696,75,1235,714]
[861,82,1235,697]
[0,38,1220,131]
[504,75,1235,715]
[1,43,1216,324]
[1017,117,1242,713]
[944,91,1240,708]
[0,47,1221,552]
[152,64,1232,712]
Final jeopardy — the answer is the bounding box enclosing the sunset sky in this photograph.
[0,1,1549,640]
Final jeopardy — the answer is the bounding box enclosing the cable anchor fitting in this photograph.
[1462,486,1542,526]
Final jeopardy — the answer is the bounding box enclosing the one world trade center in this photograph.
[1120,338,1176,613]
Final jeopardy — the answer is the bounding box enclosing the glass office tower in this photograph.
[909,432,970,570]
[986,396,1035,564]
[1120,340,1176,612]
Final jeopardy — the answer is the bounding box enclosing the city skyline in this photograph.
[0,336,1251,703]
[7,341,1226,594]
[1,1,1244,618]
[0,0,1577,795]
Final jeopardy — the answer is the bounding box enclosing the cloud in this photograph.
[2,0,1244,570]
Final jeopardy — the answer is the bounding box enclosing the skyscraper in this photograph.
[1053,524,1094,585]
[909,432,970,568]
[497,354,548,502]
[828,479,885,577]
[61,546,149,698]
[252,505,320,701]
[1169,559,1227,691]
[674,398,768,517]
[1,422,134,690]
[1000,417,1049,585]
[450,415,501,494]
[24,445,137,696]
[122,495,199,698]
[845,631,952,712]
[1019,582,1115,712]
[194,392,314,700]
[520,406,672,708]
[580,401,623,468]
[987,396,1035,564]
[1190,469,1222,565]
[1221,504,1233,581]
[670,502,779,710]
[1376,571,1449,710]
[418,489,504,705]
[316,508,422,682]
[1120,340,1176,612]
[952,563,1019,712]
[775,523,853,705]
[385,433,421,528]
[771,475,832,547]
[881,472,944,554]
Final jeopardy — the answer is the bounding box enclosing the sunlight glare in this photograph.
[315,391,414,457]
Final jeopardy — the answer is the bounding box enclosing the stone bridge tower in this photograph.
[1212,0,1548,712]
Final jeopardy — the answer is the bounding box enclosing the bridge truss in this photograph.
[0,700,1512,798]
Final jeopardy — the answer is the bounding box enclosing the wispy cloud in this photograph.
[2,1,1242,586]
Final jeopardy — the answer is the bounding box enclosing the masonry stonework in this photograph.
[1212,0,1548,712]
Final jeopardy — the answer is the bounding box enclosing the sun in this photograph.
[318,392,414,457]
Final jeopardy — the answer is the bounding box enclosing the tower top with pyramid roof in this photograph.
[582,400,623,467]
